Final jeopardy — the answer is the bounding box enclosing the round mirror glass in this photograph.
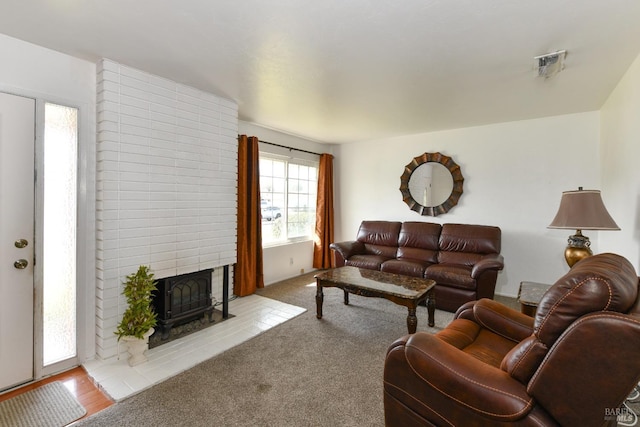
[407,162,454,208]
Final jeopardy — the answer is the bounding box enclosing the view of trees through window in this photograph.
[259,154,318,245]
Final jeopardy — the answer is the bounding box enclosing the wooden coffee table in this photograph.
[315,266,436,333]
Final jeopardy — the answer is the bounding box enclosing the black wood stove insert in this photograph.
[152,269,215,340]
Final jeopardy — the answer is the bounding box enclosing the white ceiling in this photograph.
[2,1,640,144]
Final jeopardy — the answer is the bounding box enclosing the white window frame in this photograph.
[259,150,319,247]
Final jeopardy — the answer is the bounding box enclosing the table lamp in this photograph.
[548,187,620,267]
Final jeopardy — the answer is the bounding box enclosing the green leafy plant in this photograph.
[115,265,158,340]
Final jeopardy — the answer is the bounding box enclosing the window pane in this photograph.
[272,194,285,208]
[273,177,285,193]
[259,158,273,175]
[259,152,318,245]
[288,163,299,179]
[260,176,273,194]
[299,165,310,180]
[298,179,309,194]
[274,161,285,176]
[288,179,299,195]
[299,194,311,210]
[260,156,286,245]
[288,194,299,209]
[43,103,78,366]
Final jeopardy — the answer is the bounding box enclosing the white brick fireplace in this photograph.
[96,59,238,359]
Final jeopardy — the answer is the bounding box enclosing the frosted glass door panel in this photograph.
[43,103,78,366]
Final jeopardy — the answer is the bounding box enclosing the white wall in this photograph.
[333,112,601,297]
[0,34,97,362]
[238,121,333,284]
[600,52,640,269]
[262,241,315,284]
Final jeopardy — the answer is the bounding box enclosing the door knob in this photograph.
[14,259,28,269]
[14,239,29,248]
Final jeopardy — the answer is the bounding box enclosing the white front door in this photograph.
[0,92,35,391]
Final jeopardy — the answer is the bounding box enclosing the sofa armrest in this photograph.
[471,253,504,278]
[385,332,533,422]
[329,241,365,261]
[473,299,534,342]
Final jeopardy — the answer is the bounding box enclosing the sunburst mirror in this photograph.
[399,152,464,216]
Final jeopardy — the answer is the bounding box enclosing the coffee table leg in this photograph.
[316,283,324,319]
[407,307,418,334]
[343,290,349,305]
[427,288,435,327]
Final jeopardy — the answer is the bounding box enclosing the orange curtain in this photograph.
[313,153,335,269]
[234,135,264,296]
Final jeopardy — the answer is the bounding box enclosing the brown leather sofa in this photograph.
[383,253,640,427]
[330,220,503,312]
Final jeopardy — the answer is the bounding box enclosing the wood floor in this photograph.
[0,366,114,425]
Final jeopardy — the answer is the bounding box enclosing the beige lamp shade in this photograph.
[548,189,620,231]
[548,189,620,267]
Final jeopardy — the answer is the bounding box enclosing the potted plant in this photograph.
[115,265,158,366]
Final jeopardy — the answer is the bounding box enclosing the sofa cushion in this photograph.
[425,263,475,290]
[438,224,501,265]
[396,221,441,263]
[381,259,432,277]
[356,221,401,258]
[437,251,484,267]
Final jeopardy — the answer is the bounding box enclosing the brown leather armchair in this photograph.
[384,253,640,426]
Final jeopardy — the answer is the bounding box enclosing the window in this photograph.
[43,102,78,366]
[259,153,318,246]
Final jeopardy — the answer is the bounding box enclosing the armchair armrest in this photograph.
[473,299,534,342]
[385,332,533,422]
[454,300,477,320]
[329,241,365,260]
[471,253,504,278]
[529,312,640,426]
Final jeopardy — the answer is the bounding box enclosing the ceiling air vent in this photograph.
[535,50,567,78]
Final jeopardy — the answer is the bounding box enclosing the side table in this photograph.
[517,281,552,316]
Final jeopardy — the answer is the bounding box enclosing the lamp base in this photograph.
[564,230,593,267]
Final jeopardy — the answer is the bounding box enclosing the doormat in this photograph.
[148,308,234,349]
[0,381,86,427]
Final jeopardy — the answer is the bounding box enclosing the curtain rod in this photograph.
[259,139,321,157]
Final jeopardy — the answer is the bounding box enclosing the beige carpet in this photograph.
[0,381,86,427]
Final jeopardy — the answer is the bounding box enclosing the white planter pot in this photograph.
[122,328,154,366]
